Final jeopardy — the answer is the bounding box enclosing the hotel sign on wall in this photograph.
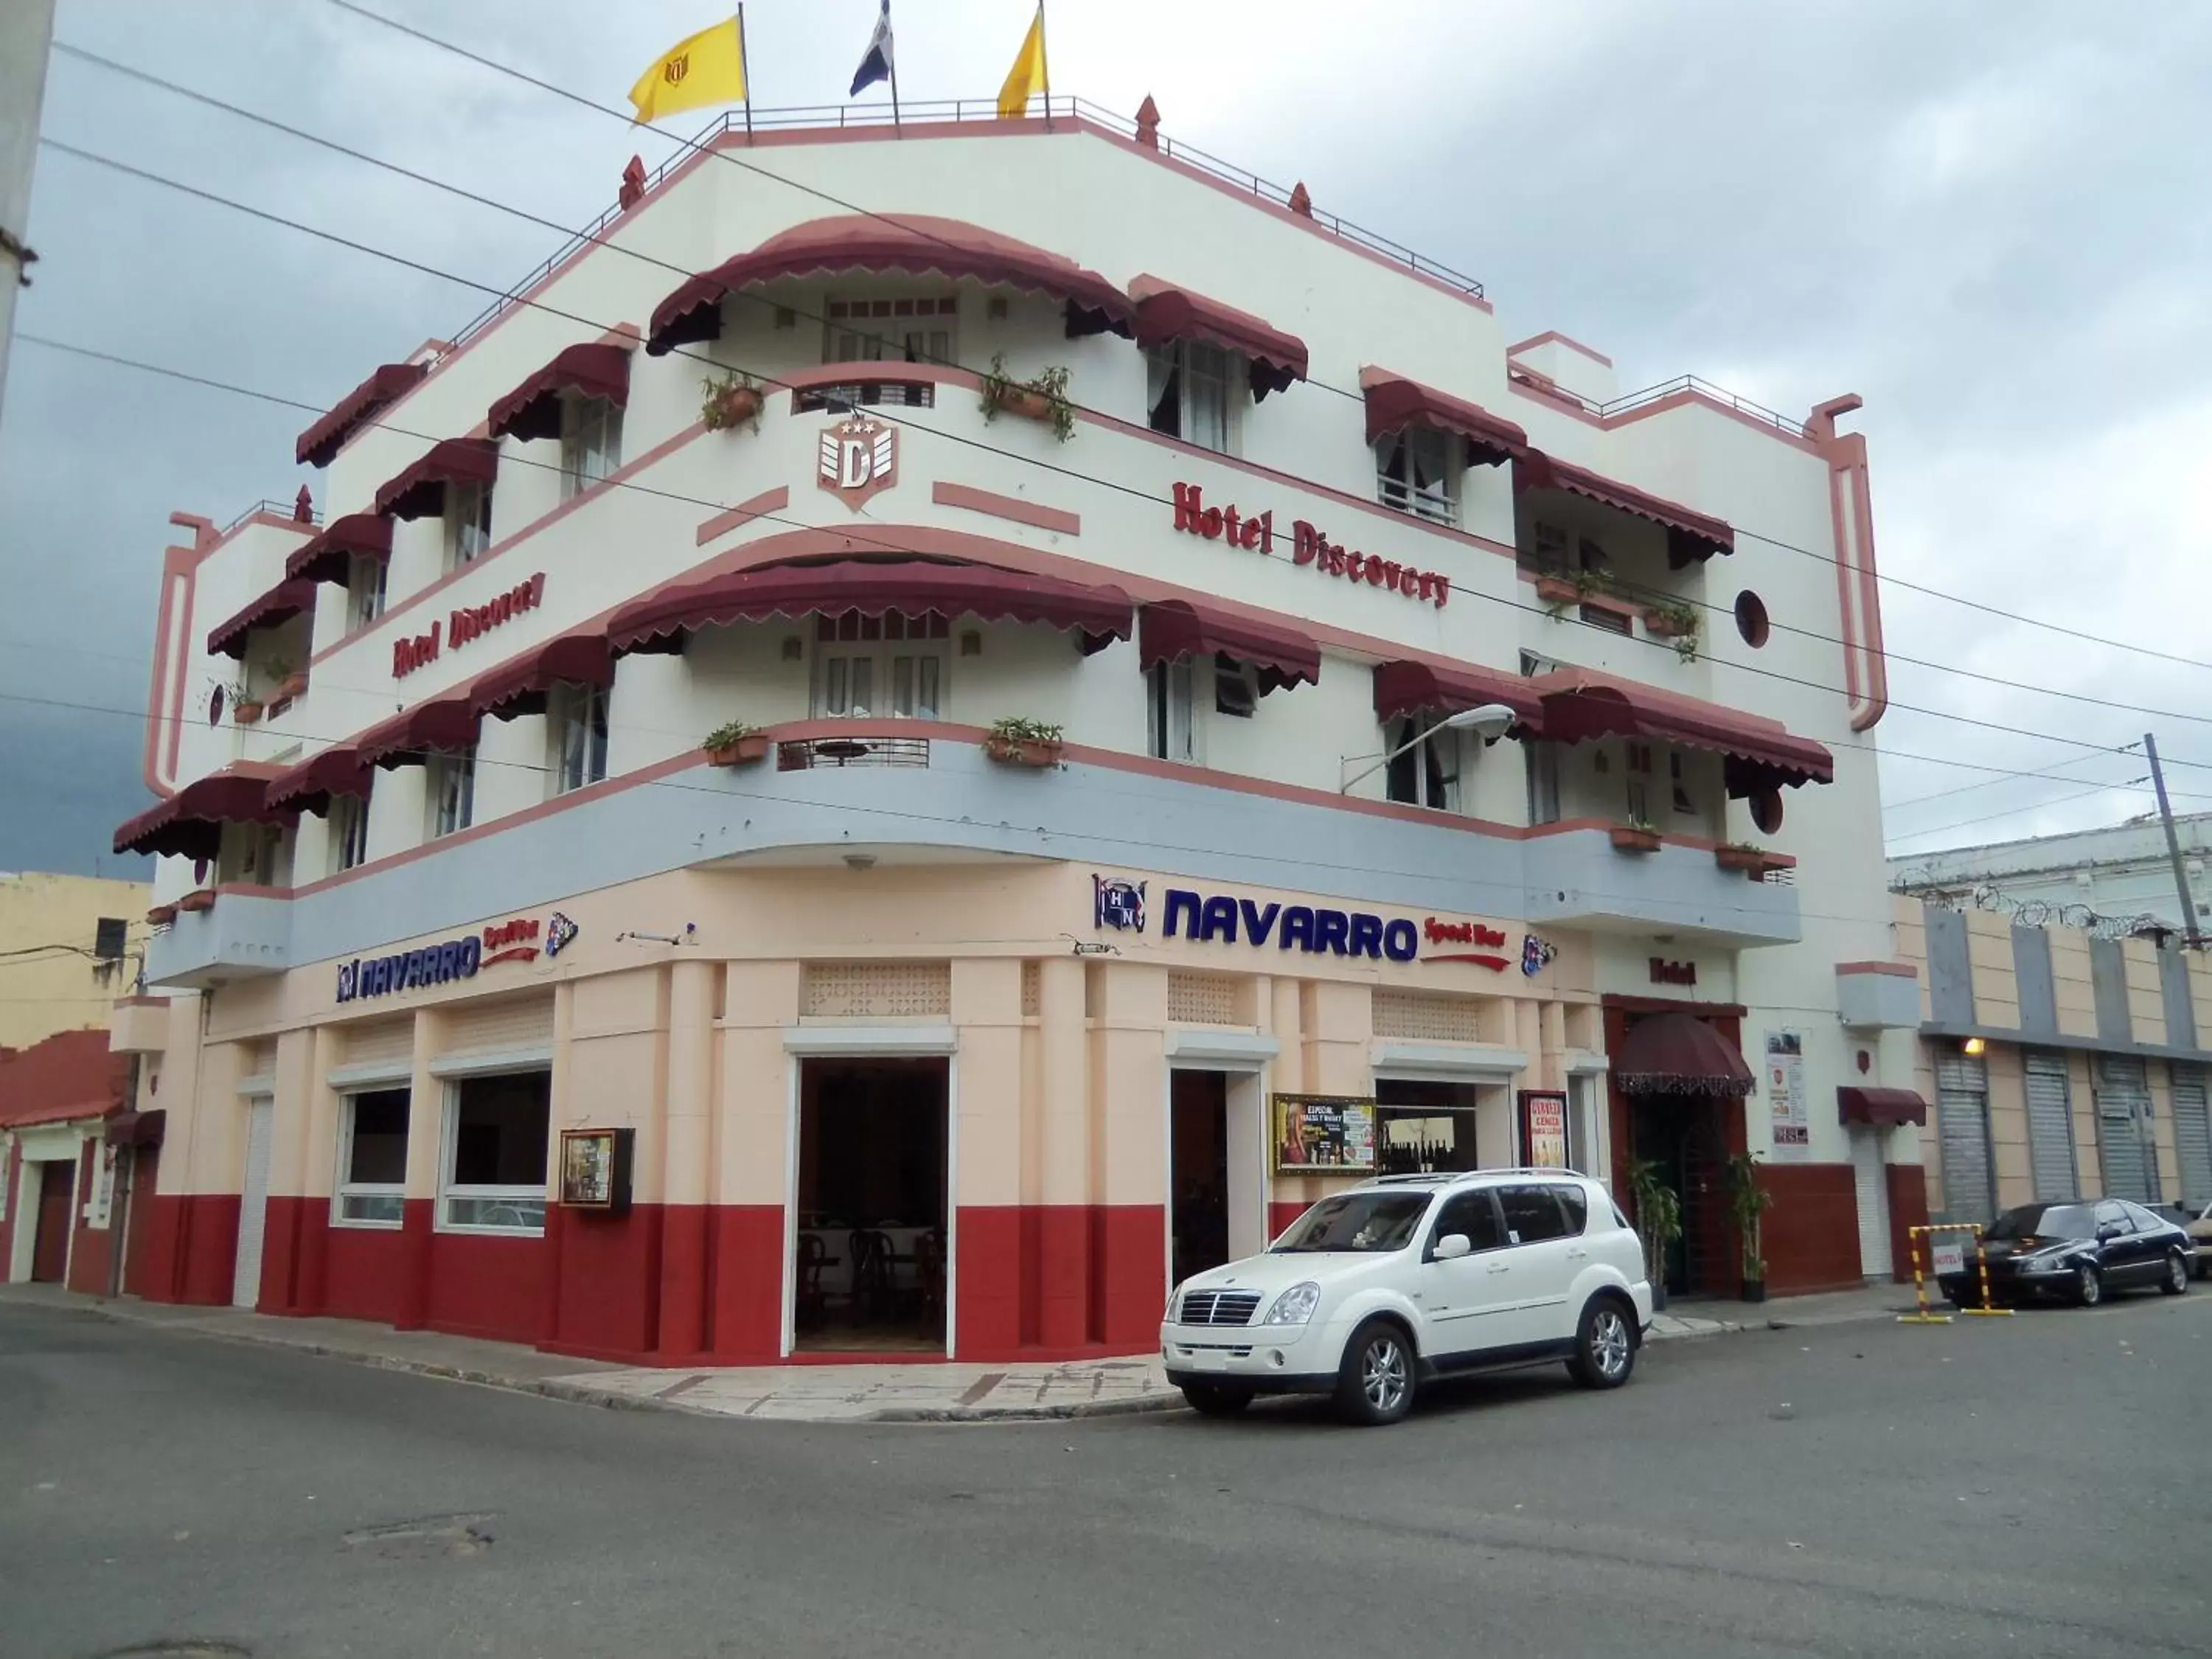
[817,414,898,511]
[1170,484,1451,608]
[392,571,548,678]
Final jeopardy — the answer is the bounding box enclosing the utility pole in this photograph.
[0,0,56,410]
[2143,731,2201,948]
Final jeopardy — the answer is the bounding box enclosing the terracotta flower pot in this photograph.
[995,387,1056,423]
[146,902,178,926]
[1716,846,1785,881]
[709,386,762,429]
[985,736,1062,768]
[234,700,265,726]
[1642,612,1695,639]
[704,733,771,765]
[1609,826,1663,853]
[177,888,216,914]
[1534,576,1580,605]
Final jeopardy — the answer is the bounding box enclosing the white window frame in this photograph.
[347,554,386,632]
[1147,658,1197,762]
[1385,716,1460,813]
[824,293,956,371]
[548,681,610,796]
[1212,655,1258,720]
[1146,340,1235,455]
[331,790,370,874]
[333,1088,408,1229]
[1376,428,1458,526]
[445,481,493,569]
[1525,740,1562,827]
[560,395,623,500]
[437,1072,550,1236]
[812,612,947,720]
[428,746,476,839]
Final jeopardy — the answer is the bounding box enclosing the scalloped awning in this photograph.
[1371,660,1545,728]
[1138,601,1318,694]
[285,512,394,585]
[1360,368,1531,467]
[205,579,317,660]
[1130,276,1308,400]
[114,764,292,859]
[264,742,373,817]
[486,342,633,442]
[470,630,616,720]
[1514,451,1733,566]
[372,437,500,522]
[296,361,428,467]
[1530,667,1832,794]
[647,214,1135,355]
[354,687,481,769]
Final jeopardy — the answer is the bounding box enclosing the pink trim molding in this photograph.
[931,482,1081,536]
[1507,330,1613,369]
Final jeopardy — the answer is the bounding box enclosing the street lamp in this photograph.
[1339,703,1518,794]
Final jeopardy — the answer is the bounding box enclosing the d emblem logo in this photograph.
[664,54,690,86]
[816,414,898,512]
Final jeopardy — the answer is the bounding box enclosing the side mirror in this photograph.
[2097,1224,2122,1242]
[1433,1233,1472,1261]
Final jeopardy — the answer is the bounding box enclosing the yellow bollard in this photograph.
[1958,1224,2015,1317]
[1897,1224,1953,1324]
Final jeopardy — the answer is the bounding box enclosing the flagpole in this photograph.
[1037,1,1051,130]
[736,5,753,139]
[887,1,902,133]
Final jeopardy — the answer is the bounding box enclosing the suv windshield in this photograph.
[1984,1204,2096,1242]
[1272,1192,1433,1253]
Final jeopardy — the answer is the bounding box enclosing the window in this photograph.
[445,481,493,568]
[1385,717,1458,811]
[428,746,476,838]
[560,396,623,500]
[1148,658,1196,762]
[1213,655,1256,719]
[1498,1184,1573,1245]
[1626,742,1654,825]
[1375,428,1457,526]
[1565,1072,1598,1174]
[1427,1190,1506,1255]
[229,822,291,886]
[814,611,946,719]
[1525,740,1561,826]
[1525,518,1570,575]
[549,681,609,795]
[330,791,370,874]
[348,554,386,631]
[335,1088,409,1225]
[1147,341,1233,453]
[1670,751,1694,816]
[819,296,953,406]
[441,1070,550,1232]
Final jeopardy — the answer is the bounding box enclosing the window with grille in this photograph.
[1147,341,1234,453]
[445,481,493,568]
[548,681,609,795]
[1376,428,1457,526]
[1020,961,1041,1018]
[560,396,623,499]
[1371,989,1485,1043]
[801,961,952,1019]
[1166,970,1241,1026]
[428,747,476,838]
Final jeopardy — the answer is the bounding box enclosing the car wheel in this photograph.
[1567,1296,1638,1390]
[1180,1382,1254,1417]
[1335,1320,1416,1427]
[2160,1250,2190,1297]
[2075,1262,2103,1307]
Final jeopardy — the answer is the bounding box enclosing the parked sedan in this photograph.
[1938,1199,2195,1309]
[2142,1200,2212,1278]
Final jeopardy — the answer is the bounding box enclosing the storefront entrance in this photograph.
[1171,1071,1229,1285]
[1374,1079,1483,1174]
[793,1058,948,1353]
[31,1158,74,1283]
[1629,1093,1729,1295]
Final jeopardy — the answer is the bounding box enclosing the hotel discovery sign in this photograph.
[337,911,578,1003]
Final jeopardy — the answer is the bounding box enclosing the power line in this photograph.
[1883,745,2142,813]
[1884,781,2149,846]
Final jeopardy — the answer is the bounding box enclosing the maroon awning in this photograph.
[355,688,481,769]
[296,361,428,467]
[372,437,500,522]
[471,631,616,720]
[206,579,318,660]
[1838,1087,1929,1128]
[486,342,633,442]
[1361,368,1531,467]
[1138,601,1318,694]
[104,1107,167,1148]
[1613,1012,1755,1097]
[285,512,394,585]
[1129,275,1308,400]
[1371,660,1545,728]
[265,742,373,816]
[114,765,292,860]
[647,214,1135,355]
[1514,451,1733,566]
[608,555,1134,656]
[1530,667,1833,794]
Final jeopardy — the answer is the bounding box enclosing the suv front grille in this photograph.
[1178,1290,1262,1326]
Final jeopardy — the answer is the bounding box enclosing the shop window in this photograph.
[815,611,947,720]
[445,480,493,569]
[440,1070,550,1233]
[1213,655,1256,719]
[335,1088,408,1226]
[347,553,386,631]
[331,791,370,874]
[1148,658,1196,762]
[1147,340,1234,454]
[1385,717,1458,812]
[1375,428,1457,526]
[560,396,623,500]
[428,746,476,838]
[1498,1184,1574,1245]
[548,681,609,796]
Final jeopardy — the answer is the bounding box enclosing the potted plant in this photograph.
[1642,599,1699,640]
[176,888,216,914]
[1715,841,1787,880]
[700,370,764,432]
[1630,1158,1683,1312]
[146,902,178,927]
[1610,815,1663,854]
[983,716,1064,767]
[1723,1151,1775,1303]
[702,720,771,765]
[1533,571,1580,606]
[229,676,264,726]
[978,354,1076,442]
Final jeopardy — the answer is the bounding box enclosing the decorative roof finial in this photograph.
[1289,181,1312,218]
[1134,95,1161,150]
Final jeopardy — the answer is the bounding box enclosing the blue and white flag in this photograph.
[850,0,895,95]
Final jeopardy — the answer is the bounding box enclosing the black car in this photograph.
[1937,1199,2195,1309]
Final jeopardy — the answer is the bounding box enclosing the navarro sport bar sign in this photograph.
[1170,484,1450,608]
[336,911,577,1002]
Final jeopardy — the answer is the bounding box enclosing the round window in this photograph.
[1734,591,1771,649]
[1750,789,1784,835]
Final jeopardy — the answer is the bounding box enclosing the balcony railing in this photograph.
[777,734,932,771]
[1376,474,1458,528]
[794,379,937,413]
[220,498,319,534]
[1511,368,1809,441]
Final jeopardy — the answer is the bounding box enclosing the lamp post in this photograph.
[1339,703,1517,794]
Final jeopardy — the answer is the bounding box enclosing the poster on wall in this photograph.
[1271,1094,1377,1175]
[1517,1090,1571,1169]
[1765,1032,1809,1147]
[558,1127,635,1215]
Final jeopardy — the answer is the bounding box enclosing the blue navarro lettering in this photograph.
[1162,888,1418,962]
[335,933,484,1003]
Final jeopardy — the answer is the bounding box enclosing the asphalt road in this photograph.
[2,1292,2207,1659]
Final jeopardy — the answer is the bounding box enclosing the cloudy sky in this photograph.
[1,0,2208,879]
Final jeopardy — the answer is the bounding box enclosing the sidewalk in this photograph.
[1,1279,1909,1424]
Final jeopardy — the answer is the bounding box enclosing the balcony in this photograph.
[107,995,172,1054]
[1521,826,1801,947]
[1835,961,1921,1029]
[143,888,291,989]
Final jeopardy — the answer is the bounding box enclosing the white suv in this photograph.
[1161,1169,1653,1425]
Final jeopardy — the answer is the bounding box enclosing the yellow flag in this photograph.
[628,16,747,124]
[995,6,1048,118]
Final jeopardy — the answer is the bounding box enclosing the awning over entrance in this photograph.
[1837,1086,1929,1127]
[1371,659,1545,728]
[355,687,480,768]
[1529,667,1834,794]
[1138,600,1318,694]
[1130,276,1308,400]
[265,742,373,816]
[1613,1012,1755,1097]
[372,437,500,522]
[470,630,616,720]
[104,1107,167,1147]
[486,342,632,442]
[647,214,1135,355]
[1360,368,1530,467]
[113,765,292,860]
[1514,451,1733,566]
[296,361,428,467]
[205,579,318,660]
[285,512,393,585]
[605,554,1135,656]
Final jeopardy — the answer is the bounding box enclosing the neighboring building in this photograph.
[0,1027,158,1295]
[1889,812,2212,940]
[108,97,1913,1366]
[1894,896,2212,1222]
[0,871,150,1049]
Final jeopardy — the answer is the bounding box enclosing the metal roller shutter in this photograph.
[2023,1052,2079,1202]
[2094,1056,2154,1204]
[1934,1052,1994,1221]
[1849,1131,1892,1278]
[2171,1065,2212,1207]
[231,1096,274,1310]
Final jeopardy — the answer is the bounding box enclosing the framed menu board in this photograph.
[1271,1093,1378,1175]
[1517,1090,1571,1169]
[559,1126,635,1215]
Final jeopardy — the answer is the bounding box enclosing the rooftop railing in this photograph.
[220,498,319,535]
[1514,367,1809,441]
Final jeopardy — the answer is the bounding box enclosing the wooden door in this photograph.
[32,1159,74,1282]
